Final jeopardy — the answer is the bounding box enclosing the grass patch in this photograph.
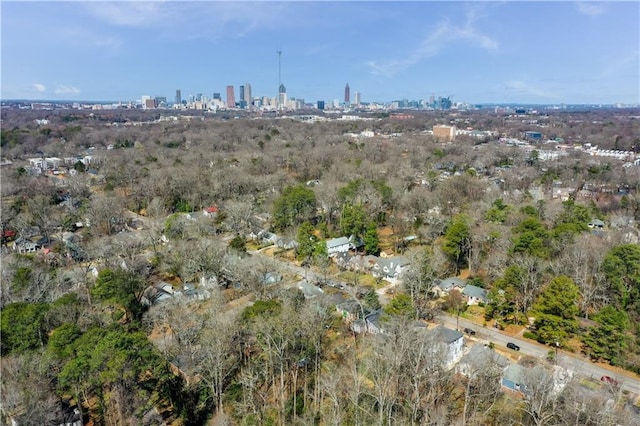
[578,378,601,390]
[460,305,486,324]
[338,271,380,287]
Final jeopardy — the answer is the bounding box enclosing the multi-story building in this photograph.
[344,83,350,104]
[244,83,252,106]
[433,125,457,142]
[239,85,245,102]
[278,83,287,110]
[175,90,181,105]
[144,98,156,109]
[226,85,235,108]
[353,91,360,106]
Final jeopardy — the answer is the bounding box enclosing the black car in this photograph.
[463,327,476,336]
[506,342,520,351]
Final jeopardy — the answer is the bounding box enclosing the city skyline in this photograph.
[1,1,639,104]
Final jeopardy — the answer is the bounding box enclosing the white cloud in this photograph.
[55,85,81,96]
[31,83,46,92]
[81,2,168,27]
[81,2,290,40]
[367,9,499,77]
[576,2,607,17]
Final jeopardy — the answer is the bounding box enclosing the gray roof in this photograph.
[365,309,385,329]
[327,237,350,248]
[431,325,463,344]
[503,363,525,384]
[438,277,466,291]
[461,344,509,370]
[376,256,411,274]
[462,284,488,300]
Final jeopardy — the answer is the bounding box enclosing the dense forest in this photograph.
[1,107,640,425]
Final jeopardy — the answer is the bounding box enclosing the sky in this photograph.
[1,1,639,105]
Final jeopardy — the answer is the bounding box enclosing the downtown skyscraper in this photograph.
[344,83,350,104]
[245,83,252,106]
[226,85,235,108]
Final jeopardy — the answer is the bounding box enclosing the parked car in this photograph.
[463,327,476,336]
[506,342,520,351]
[600,375,618,385]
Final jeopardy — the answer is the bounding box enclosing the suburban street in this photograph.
[436,314,640,395]
[251,248,640,396]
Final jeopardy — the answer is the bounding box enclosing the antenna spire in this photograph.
[277,48,282,110]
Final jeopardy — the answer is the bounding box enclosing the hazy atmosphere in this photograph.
[2,1,639,104]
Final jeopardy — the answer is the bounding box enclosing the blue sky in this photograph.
[2,1,639,104]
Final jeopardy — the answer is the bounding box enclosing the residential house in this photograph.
[457,344,509,378]
[13,237,40,253]
[429,325,464,368]
[348,235,365,251]
[259,231,279,245]
[247,227,278,245]
[348,254,378,273]
[183,283,211,301]
[333,252,353,270]
[352,309,385,335]
[326,237,350,255]
[501,364,527,396]
[372,256,411,281]
[202,206,219,217]
[141,281,175,306]
[276,237,298,250]
[462,284,489,305]
[434,277,466,297]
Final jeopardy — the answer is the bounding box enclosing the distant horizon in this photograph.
[2,2,639,105]
[2,98,638,108]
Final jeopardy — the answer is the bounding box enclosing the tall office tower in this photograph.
[175,90,181,105]
[245,83,252,105]
[213,93,221,100]
[239,85,245,102]
[353,91,361,106]
[278,83,287,110]
[226,85,235,108]
[317,100,325,110]
[344,83,350,104]
[196,93,203,102]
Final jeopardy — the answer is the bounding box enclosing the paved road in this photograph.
[250,248,640,395]
[437,314,640,395]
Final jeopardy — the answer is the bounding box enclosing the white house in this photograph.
[462,284,489,305]
[429,325,464,369]
[326,237,350,255]
[434,277,466,297]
